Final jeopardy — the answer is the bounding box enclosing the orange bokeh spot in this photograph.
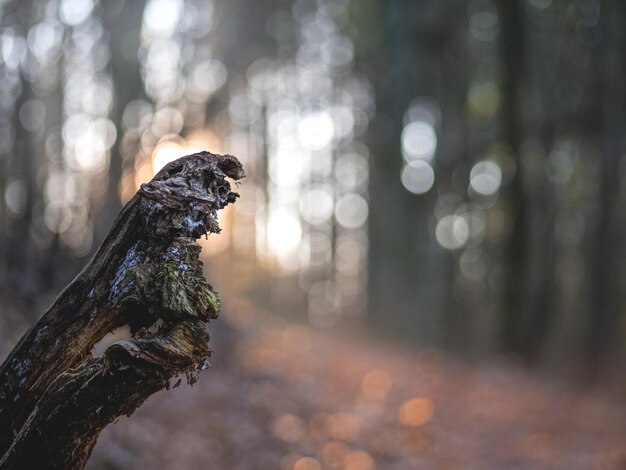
[399,397,434,427]
[320,441,349,467]
[344,450,375,470]
[329,412,362,442]
[272,413,306,443]
[293,456,322,470]
[361,369,393,401]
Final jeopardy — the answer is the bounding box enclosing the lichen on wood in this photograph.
[0,151,244,470]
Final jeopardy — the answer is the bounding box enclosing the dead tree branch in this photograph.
[0,152,244,469]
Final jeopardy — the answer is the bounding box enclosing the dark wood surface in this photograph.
[0,152,244,469]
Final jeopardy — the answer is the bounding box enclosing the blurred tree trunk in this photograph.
[498,0,526,354]
[100,0,146,232]
[0,153,243,470]
[588,0,624,369]
[367,0,442,344]
[366,0,470,346]
[496,0,556,361]
[4,72,39,313]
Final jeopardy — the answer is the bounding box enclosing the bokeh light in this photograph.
[436,215,470,250]
[469,160,502,196]
[401,160,435,194]
[401,121,437,162]
[361,369,393,401]
[398,397,434,427]
[335,193,369,229]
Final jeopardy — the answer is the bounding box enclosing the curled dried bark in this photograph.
[0,151,244,469]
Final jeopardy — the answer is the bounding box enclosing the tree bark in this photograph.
[0,151,244,469]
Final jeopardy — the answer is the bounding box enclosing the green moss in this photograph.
[114,239,220,322]
[154,257,219,321]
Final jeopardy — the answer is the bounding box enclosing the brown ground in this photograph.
[85,307,626,470]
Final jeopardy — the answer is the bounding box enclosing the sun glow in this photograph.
[151,131,222,175]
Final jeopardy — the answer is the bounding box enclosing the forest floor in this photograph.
[83,305,626,470]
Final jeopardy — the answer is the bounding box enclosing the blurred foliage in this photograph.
[0,0,625,379]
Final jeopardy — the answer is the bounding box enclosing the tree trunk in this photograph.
[0,152,244,470]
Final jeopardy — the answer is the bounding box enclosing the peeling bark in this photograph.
[0,152,244,469]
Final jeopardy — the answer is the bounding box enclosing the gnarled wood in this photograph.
[0,151,244,469]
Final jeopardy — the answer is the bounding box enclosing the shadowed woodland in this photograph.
[1,0,626,468]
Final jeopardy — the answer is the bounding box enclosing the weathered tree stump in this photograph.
[0,152,244,469]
